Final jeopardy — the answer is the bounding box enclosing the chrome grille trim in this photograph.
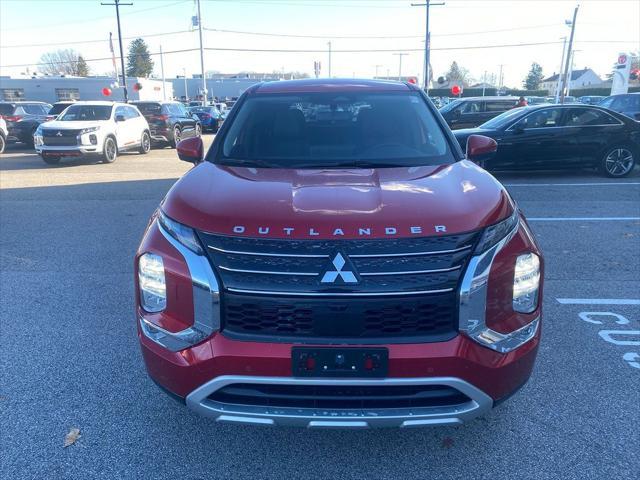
[349,245,473,258]
[226,287,455,297]
[218,265,318,276]
[360,265,462,276]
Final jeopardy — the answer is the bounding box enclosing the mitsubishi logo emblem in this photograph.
[56,131,63,137]
[320,253,359,284]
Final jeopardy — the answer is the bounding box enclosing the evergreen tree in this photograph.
[523,62,544,90]
[445,61,471,87]
[76,56,89,77]
[126,38,154,78]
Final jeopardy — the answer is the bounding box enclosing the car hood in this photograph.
[162,161,514,239]
[40,120,105,130]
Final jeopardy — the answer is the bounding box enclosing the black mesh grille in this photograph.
[222,291,458,343]
[42,129,80,146]
[209,383,470,410]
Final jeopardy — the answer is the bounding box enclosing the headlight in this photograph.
[158,210,203,254]
[138,253,166,313]
[474,208,519,254]
[513,253,540,313]
[80,126,100,135]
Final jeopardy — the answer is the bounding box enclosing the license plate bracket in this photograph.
[292,347,388,378]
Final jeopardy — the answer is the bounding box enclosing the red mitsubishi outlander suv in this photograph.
[135,79,543,428]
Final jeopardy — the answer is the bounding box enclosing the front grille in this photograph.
[42,129,80,146]
[209,383,470,410]
[197,231,480,342]
[223,291,457,343]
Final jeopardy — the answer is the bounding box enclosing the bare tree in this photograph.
[38,49,90,76]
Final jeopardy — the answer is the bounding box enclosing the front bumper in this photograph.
[36,145,101,157]
[185,375,493,428]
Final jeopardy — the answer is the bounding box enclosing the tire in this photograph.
[25,130,36,148]
[0,135,5,154]
[138,131,151,154]
[170,126,181,148]
[42,155,60,165]
[102,136,118,163]
[601,145,636,178]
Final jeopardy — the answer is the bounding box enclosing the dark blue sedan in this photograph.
[188,106,222,133]
[453,104,640,178]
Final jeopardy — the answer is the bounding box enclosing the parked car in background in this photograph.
[132,101,201,148]
[34,101,150,164]
[598,93,640,121]
[578,95,605,105]
[214,102,228,115]
[0,101,53,147]
[453,104,640,177]
[525,96,549,105]
[47,101,76,120]
[0,118,7,154]
[188,105,222,133]
[438,96,519,129]
[563,96,578,103]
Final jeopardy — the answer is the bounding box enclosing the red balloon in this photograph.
[408,77,417,84]
[451,85,462,96]
[133,82,142,92]
[102,87,112,96]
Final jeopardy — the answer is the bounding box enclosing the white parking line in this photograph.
[557,298,640,305]
[504,182,640,187]
[527,217,640,221]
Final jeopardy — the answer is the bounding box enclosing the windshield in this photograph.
[438,99,462,113]
[58,105,112,121]
[135,103,162,114]
[480,107,527,129]
[0,104,16,115]
[49,103,72,115]
[218,92,453,168]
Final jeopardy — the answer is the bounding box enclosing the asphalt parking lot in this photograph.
[1,138,639,480]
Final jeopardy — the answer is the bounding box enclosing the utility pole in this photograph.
[101,0,132,102]
[327,42,332,78]
[498,64,504,91]
[196,0,207,105]
[559,5,579,104]
[555,37,567,103]
[393,53,408,81]
[411,0,445,94]
[159,45,166,100]
[482,70,487,96]
[183,67,188,102]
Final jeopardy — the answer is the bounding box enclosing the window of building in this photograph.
[1,89,25,101]
[55,88,80,101]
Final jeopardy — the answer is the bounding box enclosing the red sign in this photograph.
[618,54,627,65]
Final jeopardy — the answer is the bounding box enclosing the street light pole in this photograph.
[559,5,579,104]
[159,45,166,100]
[101,0,132,102]
[411,0,444,94]
[183,67,188,102]
[374,64,382,79]
[196,0,207,105]
[555,37,567,103]
[393,53,408,81]
[327,42,332,78]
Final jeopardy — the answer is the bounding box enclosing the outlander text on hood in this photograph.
[135,79,544,429]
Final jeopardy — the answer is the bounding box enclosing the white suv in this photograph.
[0,118,7,154]
[34,101,150,164]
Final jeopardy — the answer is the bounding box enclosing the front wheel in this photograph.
[102,137,117,163]
[170,126,181,148]
[0,135,5,154]
[601,146,635,178]
[138,131,151,154]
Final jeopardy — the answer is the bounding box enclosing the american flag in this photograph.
[109,32,118,81]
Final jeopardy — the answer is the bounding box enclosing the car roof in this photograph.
[452,96,519,101]
[253,78,414,94]
[0,101,50,105]
[67,101,120,106]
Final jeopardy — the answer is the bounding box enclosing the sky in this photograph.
[0,0,639,88]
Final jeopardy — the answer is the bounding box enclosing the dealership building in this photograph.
[0,74,280,104]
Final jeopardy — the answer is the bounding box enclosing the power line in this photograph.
[1,40,636,70]
[0,30,193,49]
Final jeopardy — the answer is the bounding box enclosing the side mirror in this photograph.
[115,114,126,122]
[176,136,204,164]
[466,134,497,165]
